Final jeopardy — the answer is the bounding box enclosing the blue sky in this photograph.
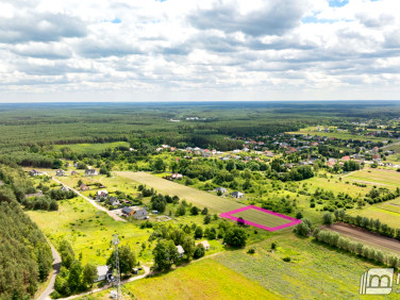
[0,0,399,102]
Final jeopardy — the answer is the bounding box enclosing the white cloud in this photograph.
[0,0,400,102]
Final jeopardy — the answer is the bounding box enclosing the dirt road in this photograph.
[51,177,126,222]
[327,223,400,253]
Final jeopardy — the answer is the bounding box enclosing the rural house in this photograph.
[196,240,210,250]
[56,170,65,177]
[96,190,108,200]
[80,183,90,191]
[170,173,183,180]
[29,169,41,176]
[122,207,134,216]
[94,266,111,282]
[109,197,120,206]
[231,191,244,199]
[176,245,185,258]
[85,169,98,176]
[60,186,69,192]
[214,187,227,194]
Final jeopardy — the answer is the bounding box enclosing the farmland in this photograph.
[230,209,292,228]
[346,169,400,187]
[117,171,245,214]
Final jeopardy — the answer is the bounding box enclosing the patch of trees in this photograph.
[48,188,77,200]
[0,201,53,299]
[22,195,59,211]
[150,193,180,214]
[261,197,296,215]
[53,240,100,298]
[334,210,400,240]
[364,187,400,204]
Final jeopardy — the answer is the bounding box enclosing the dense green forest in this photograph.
[0,165,53,300]
[1,101,400,168]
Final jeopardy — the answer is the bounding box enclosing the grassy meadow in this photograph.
[26,197,153,266]
[78,259,280,300]
[53,141,130,154]
[346,169,400,187]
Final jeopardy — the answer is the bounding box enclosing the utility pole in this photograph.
[112,234,121,300]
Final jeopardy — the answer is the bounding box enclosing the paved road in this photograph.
[51,177,126,222]
[37,244,62,300]
[61,266,151,300]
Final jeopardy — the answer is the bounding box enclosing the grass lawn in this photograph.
[346,169,400,187]
[231,209,291,228]
[214,233,397,299]
[53,141,130,154]
[116,172,245,214]
[26,197,153,266]
[78,259,280,300]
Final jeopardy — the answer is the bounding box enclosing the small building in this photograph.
[25,191,43,199]
[196,240,210,251]
[96,190,108,200]
[71,171,79,176]
[176,245,185,258]
[170,173,183,180]
[80,183,90,191]
[60,186,69,192]
[231,191,244,199]
[56,170,65,177]
[0,180,4,186]
[122,207,134,216]
[94,266,110,282]
[109,197,120,206]
[214,187,227,194]
[133,207,148,220]
[29,169,41,176]
[85,169,98,176]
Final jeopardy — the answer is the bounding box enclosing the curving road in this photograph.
[37,244,62,300]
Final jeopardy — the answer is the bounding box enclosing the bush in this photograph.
[282,257,291,262]
[193,244,205,259]
[247,248,255,254]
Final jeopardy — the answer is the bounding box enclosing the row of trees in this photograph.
[334,210,400,240]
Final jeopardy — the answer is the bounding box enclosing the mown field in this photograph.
[26,197,153,266]
[53,141,130,154]
[79,259,279,300]
[117,172,245,214]
[231,209,292,228]
[345,169,400,187]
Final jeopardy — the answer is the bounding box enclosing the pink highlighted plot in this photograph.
[220,205,301,232]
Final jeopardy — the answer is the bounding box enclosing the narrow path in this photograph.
[60,266,151,300]
[36,243,62,300]
[51,176,126,222]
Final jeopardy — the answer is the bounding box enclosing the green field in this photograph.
[80,259,279,300]
[346,169,400,187]
[53,141,130,154]
[26,197,152,266]
[117,172,244,214]
[349,204,400,228]
[231,209,291,228]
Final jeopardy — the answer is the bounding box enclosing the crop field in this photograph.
[117,172,244,213]
[53,141,130,154]
[26,197,153,266]
[78,259,278,300]
[214,233,397,299]
[305,175,369,197]
[345,169,400,187]
[231,209,291,228]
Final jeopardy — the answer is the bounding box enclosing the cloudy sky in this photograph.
[0,0,400,102]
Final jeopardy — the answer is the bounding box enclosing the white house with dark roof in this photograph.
[231,191,244,199]
[176,245,185,258]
